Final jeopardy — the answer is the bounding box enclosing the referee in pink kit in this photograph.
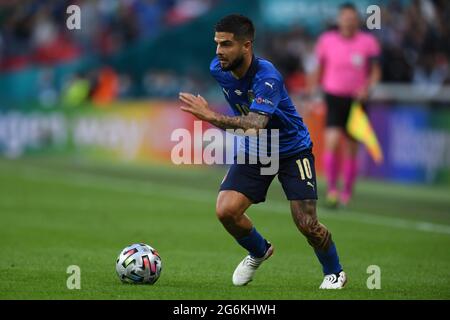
[309,2,382,207]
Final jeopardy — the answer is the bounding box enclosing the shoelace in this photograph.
[244,256,263,268]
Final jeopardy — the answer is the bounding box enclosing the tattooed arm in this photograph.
[208,111,269,132]
[179,92,269,134]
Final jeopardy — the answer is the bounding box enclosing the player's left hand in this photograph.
[355,86,369,102]
[179,92,215,121]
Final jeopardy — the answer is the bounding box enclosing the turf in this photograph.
[0,156,449,300]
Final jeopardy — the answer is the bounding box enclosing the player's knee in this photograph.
[301,199,316,215]
[215,202,240,224]
[325,129,341,151]
[291,199,316,218]
[291,200,317,235]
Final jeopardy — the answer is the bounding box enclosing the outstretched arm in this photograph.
[355,60,381,102]
[179,92,269,133]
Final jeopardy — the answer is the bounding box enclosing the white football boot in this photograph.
[319,271,347,289]
[232,244,274,286]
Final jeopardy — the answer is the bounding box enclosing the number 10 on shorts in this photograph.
[296,158,313,180]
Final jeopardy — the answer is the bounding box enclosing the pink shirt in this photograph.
[316,30,380,96]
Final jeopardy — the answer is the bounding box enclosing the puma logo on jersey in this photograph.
[307,181,315,190]
[264,81,274,89]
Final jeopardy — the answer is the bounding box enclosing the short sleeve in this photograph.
[209,57,220,79]
[249,78,282,116]
[367,35,381,58]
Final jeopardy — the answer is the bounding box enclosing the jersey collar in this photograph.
[246,55,258,79]
[243,55,258,80]
[231,55,258,81]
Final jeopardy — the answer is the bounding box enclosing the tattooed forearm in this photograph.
[209,111,269,133]
[178,92,268,133]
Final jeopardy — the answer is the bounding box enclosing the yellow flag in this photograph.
[346,101,383,164]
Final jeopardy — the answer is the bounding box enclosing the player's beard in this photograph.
[220,54,245,72]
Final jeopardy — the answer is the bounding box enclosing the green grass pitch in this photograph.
[0,156,449,299]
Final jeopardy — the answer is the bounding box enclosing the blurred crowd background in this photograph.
[264,0,450,94]
[0,0,449,105]
[0,0,224,105]
[1,0,217,68]
[0,0,449,185]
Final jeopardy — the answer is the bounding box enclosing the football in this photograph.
[116,243,162,284]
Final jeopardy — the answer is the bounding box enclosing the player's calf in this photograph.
[291,200,332,251]
[290,200,345,288]
[216,190,253,238]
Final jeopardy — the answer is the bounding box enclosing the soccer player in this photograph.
[309,3,381,207]
[179,14,346,289]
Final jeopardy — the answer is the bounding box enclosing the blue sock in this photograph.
[314,242,342,275]
[236,227,268,258]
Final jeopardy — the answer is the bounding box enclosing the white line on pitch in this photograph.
[10,164,450,236]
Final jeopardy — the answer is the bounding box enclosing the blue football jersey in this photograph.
[210,55,312,158]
